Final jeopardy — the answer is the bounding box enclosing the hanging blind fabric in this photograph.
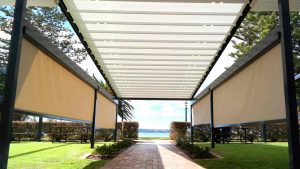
[214,43,286,126]
[96,93,116,129]
[192,93,210,125]
[15,39,95,122]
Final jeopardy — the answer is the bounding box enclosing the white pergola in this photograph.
[2,0,299,99]
[0,1,299,169]
[61,0,248,99]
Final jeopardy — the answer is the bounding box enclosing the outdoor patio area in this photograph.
[0,0,299,168]
[102,140,203,169]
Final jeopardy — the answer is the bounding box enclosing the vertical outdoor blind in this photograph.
[213,43,286,126]
[15,39,95,121]
[96,93,117,129]
[192,93,210,125]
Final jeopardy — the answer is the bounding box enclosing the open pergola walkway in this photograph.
[101,140,204,169]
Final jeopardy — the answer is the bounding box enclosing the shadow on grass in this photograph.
[9,144,71,159]
[83,160,108,169]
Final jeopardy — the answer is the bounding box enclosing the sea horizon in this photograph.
[138,129,170,137]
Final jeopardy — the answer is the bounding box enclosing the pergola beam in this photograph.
[101,55,214,61]
[90,41,221,50]
[111,74,202,78]
[114,81,198,84]
[108,69,204,74]
[106,65,207,71]
[0,0,27,168]
[278,0,300,168]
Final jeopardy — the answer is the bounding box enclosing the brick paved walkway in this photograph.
[101,140,205,169]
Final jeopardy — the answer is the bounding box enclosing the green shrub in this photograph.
[117,122,139,139]
[193,125,210,142]
[93,139,134,159]
[176,139,212,159]
[170,122,190,140]
[95,129,114,141]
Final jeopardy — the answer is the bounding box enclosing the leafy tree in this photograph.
[92,75,134,120]
[0,6,87,69]
[230,12,278,59]
[230,11,300,98]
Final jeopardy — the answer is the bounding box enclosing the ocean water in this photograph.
[139,132,170,138]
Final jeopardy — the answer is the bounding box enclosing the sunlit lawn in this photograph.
[8,142,111,169]
[195,142,289,169]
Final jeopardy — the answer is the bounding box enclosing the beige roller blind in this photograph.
[192,94,210,125]
[15,39,95,121]
[96,93,117,129]
[214,43,286,126]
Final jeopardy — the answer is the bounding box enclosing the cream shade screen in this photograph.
[214,43,286,126]
[192,94,210,125]
[96,93,117,129]
[15,39,95,121]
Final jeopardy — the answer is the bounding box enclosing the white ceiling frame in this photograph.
[64,0,247,99]
[90,41,222,49]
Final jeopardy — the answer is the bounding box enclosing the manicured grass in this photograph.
[8,142,110,169]
[139,137,170,140]
[195,142,289,169]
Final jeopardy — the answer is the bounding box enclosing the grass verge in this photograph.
[195,142,289,169]
[8,142,110,169]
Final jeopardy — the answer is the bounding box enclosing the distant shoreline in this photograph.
[139,129,170,133]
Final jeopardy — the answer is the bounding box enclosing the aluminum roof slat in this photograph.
[111,74,202,78]
[66,0,243,15]
[63,0,248,99]
[84,33,226,42]
[102,60,211,65]
[83,24,231,35]
[118,86,195,89]
[101,55,214,61]
[91,45,220,50]
[106,65,208,70]
[112,77,200,81]
[114,80,197,85]
[91,41,222,49]
[119,83,194,88]
[73,13,238,26]
[95,48,217,56]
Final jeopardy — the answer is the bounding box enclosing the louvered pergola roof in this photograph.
[59,0,249,100]
[2,0,300,100]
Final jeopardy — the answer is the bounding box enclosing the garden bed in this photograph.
[176,139,216,159]
[88,139,135,160]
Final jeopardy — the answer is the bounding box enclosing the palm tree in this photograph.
[92,75,134,120]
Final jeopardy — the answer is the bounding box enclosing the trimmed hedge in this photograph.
[12,121,140,141]
[117,121,139,139]
[170,122,190,140]
[11,121,114,142]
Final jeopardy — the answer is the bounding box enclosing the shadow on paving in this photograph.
[102,140,204,169]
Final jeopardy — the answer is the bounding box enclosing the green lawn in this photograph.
[8,142,110,169]
[195,142,289,169]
